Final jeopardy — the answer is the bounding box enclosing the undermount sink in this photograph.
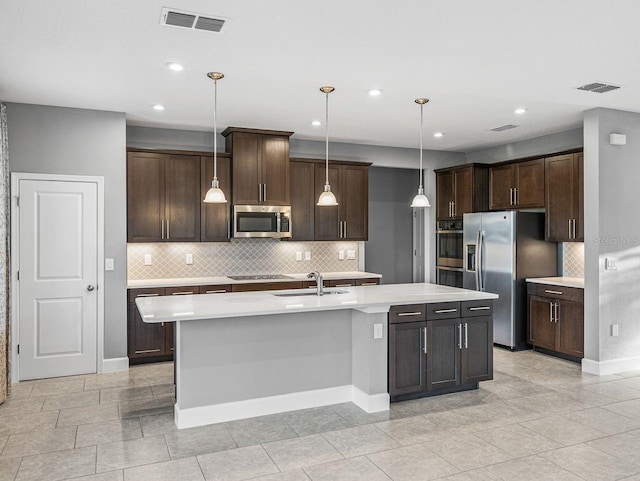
[273,290,348,298]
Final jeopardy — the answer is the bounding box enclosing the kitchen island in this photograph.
[136,283,497,428]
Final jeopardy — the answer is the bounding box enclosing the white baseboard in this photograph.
[175,384,388,429]
[582,356,640,376]
[351,386,390,413]
[101,357,129,373]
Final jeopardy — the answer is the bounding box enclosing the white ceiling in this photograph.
[1,0,639,153]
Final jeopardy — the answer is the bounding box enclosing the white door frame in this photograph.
[10,172,105,381]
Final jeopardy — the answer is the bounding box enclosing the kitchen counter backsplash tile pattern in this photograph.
[127,239,360,280]
[562,242,584,278]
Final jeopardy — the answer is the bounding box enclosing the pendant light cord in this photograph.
[325,90,329,185]
[213,78,218,181]
[419,102,424,189]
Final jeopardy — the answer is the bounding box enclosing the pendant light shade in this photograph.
[317,86,338,206]
[410,98,431,208]
[203,72,227,204]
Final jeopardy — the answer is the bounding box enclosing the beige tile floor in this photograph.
[3,349,640,480]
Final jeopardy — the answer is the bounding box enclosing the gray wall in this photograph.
[7,103,127,359]
[583,108,640,364]
[465,128,583,163]
[366,167,416,284]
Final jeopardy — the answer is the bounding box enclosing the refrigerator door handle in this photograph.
[477,230,484,291]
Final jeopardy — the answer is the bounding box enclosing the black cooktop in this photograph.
[227,274,294,281]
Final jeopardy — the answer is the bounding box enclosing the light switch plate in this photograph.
[347,250,356,260]
[605,257,618,270]
[338,250,345,260]
[186,253,193,265]
[612,324,619,336]
[296,251,303,261]
[144,254,152,266]
[373,323,383,339]
[105,258,114,271]
[304,251,311,261]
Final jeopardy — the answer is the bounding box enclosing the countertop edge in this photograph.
[525,277,584,289]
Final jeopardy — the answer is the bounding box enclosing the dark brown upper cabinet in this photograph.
[201,155,231,242]
[434,164,489,221]
[489,158,545,210]
[545,152,583,242]
[290,160,316,241]
[127,152,200,242]
[222,127,293,206]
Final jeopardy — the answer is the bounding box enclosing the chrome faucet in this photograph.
[307,270,324,296]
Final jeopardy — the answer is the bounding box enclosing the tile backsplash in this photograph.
[561,242,584,278]
[127,239,360,280]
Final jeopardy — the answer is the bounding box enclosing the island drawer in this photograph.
[355,278,380,286]
[231,281,303,292]
[426,302,461,320]
[461,300,494,318]
[527,283,583,302]
[389,304,427,323]
[128,288,165,303]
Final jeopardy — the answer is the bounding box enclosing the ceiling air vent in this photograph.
[490,124,518,132]
[160,7,230,33]
[577,82,620,93]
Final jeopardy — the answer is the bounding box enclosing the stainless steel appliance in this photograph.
[463,211,557,349]
[233,205,291,238]
[436,220,463,288]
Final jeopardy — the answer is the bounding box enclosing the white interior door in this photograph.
[18,178,99,380]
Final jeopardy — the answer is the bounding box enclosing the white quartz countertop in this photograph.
[525,277,584,289]
[136,283,498,323]
[127,271,382,289]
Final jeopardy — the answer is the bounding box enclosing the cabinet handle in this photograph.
[334,284,352,287]
[435,308,458,314]
[397,311,423,317]
[549,302,554,322]
[458,323,463,349]
[572,219,576,239]
[258,184,262,202]
[509,188,513,206]
[161,322,164,327]
[360,282,378,286]
[161,220,165,240]
[514,187,518,205]
[464,322,468,348]
[344,221,347,238]
[137,293,160,297]
[166,219,170,240]
[452,201,456,217]
[468,306,491,311]
[568,219,572,239]
[544,289,563,295]
[555,302,559,323]
[227,220,231,239]
[263,183,267,201]
[205,289,227,293]
[423,327,427,354]
[135,349,161,354]
[171,291,195,295]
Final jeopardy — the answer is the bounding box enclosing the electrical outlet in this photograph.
[605,258,618,270]
[338,250,345,260]
[612,324,619,336]
[186,253,193,265]
[347,250,356,260]
[105,258,114,271]
[296,251,303,261]
[304,251,311,261]
[373,323,383,339]
[144,254,152,266]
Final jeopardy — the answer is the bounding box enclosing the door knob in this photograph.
[87,285,95,291]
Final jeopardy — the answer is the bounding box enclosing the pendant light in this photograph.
[203,72,227,203]
[410,98,431,208]
[317,86,338,206]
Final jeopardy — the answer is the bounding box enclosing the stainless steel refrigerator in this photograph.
[463,211,557,350]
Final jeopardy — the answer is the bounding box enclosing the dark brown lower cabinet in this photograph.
[388,301,493,401]
[128,288,172,363]
[527,283,584,359]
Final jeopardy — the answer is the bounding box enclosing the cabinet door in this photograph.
[232,133,261,204]
[164,323,174,356]
[165,154,201,242]
[127,152,165,242]
[489,165,514,210]
[201,156,231,242]
[426,319,461,391]
[514,158,545,208]
[545,154,574,241]
[453,167,473,219]
[575,153,584,241]
[314,164,341,240]
[128,299,165,359]
[389,321,427,397]
[436,171,454,220]
[557,300,584,358]
[528,296,556,350]
[261,136,290,205]
[341,165,368,240]
[290,161,315,241]
[461,316,493,384]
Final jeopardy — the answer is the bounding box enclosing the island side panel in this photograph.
[175,310,353,418]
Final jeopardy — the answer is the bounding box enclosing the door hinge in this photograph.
[17,345,19,354]
[15,196,19,207]
[16,270,19,281]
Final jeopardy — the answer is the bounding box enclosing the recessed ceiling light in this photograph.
[153,104,165,111]
[434,132,444,138]
[311,120,322,126]
[167,62,184,72]
[514,107,527,114]
[368,89,382,97]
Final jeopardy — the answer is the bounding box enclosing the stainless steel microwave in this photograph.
[233,205,291,238]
